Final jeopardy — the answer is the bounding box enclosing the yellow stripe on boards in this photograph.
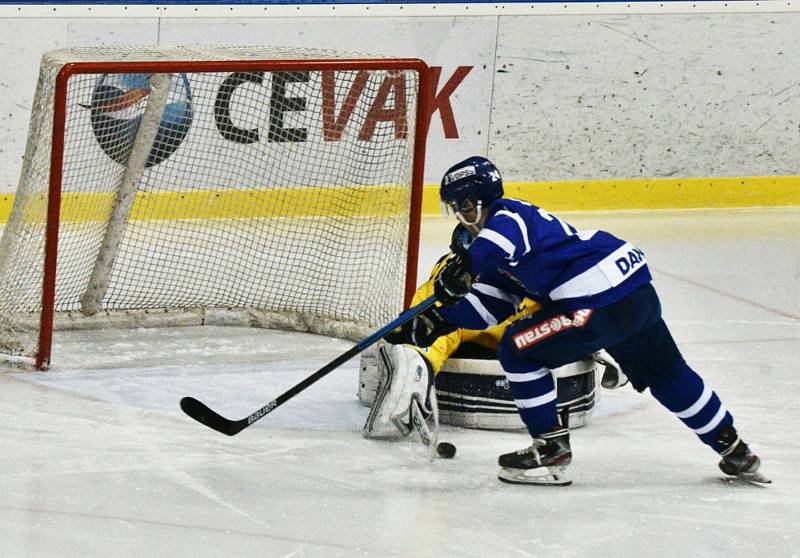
[0,185,410,224]
[1,176,798,224]
[126,186,409,221]
[0,194,14,223]
[421,175,800,214]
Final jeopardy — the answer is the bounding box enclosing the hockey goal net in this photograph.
[0,46,431,369]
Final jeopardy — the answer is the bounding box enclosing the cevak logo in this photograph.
[83,73,193,168]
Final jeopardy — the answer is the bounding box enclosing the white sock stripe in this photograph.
[478,228,516,259]
[464,292,498,326]
[505,367,550,382]
[693,406,728,435]
[515,389,557,409]
[675,385,712,419]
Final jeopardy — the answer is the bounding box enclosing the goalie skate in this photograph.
[497,428,572,486]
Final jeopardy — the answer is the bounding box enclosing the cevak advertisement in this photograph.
[0,16,495,192]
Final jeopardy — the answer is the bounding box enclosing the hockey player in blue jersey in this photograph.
[389,156,768,486]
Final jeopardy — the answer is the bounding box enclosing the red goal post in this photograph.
[0,47,432,369]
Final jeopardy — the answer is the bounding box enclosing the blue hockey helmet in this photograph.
[440,156,503,222]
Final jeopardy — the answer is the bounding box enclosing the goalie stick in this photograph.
[180,295,437,436]
[409,389,440,461]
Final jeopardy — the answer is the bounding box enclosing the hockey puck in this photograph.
[436,442,457,459]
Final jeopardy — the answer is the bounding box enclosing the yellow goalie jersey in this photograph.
[410,254,541,374]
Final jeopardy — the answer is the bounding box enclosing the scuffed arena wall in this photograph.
[0,1,798,211]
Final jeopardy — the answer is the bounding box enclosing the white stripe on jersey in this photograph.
[478,229,516,259]
[494,210,531,259]
[549,242,647,300]
[464,292,498,326]
[515,389,557,409]
[472,283,522,307]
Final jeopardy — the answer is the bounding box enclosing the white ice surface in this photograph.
[1,209,799,558]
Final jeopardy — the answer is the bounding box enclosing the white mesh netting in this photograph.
[0,46,425,366]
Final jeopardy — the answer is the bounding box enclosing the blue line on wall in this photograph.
[0,0,745,5]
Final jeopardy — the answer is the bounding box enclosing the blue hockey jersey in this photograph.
[439,198,652,329]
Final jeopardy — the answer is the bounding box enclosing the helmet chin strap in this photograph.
[455,201,483,229]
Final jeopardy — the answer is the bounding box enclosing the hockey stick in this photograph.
[180,295,437,436]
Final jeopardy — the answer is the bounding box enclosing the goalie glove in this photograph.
[592,349,629,389]
[434,253,473,305]
[384,306,457,348]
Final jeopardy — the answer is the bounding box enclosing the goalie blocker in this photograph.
[359,346,600,431]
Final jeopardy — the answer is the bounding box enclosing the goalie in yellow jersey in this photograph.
[359,224,628,439]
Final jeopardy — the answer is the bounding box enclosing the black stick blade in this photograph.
[180,397,247,436]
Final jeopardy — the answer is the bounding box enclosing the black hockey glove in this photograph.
[449,223,474,260]
[434,254,473,305]
[384,307,457,348]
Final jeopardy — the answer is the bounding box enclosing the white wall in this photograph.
[0,3,798,192]
[491,13,800,181]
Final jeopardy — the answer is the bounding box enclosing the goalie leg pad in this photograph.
[436,358,598,430]
[357,345,382,407]
[362,343,434,439]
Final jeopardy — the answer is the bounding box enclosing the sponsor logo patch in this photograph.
[512,309,594,350]
[84,73,194,168]
[444,165,476,184]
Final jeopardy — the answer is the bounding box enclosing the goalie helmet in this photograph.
[440,156,503,219]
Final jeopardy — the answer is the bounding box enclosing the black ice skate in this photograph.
[716,425,770,484]
[497,427,572,486]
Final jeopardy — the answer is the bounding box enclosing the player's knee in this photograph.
[606,319,685,390]
[619,352,686,392]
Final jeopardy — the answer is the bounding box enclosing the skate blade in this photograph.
[498,466,572,486]
[721,469,772,485]
[737,470,772,484]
